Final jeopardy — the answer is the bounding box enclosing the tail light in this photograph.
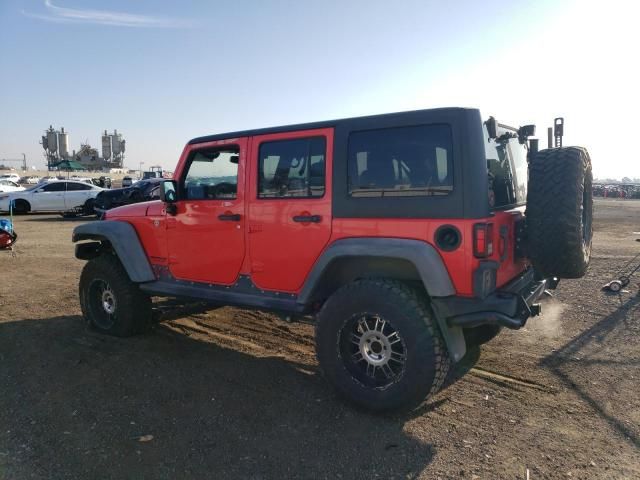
[473,223,494,258]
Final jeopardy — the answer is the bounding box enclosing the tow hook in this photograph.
[530,303,542,317]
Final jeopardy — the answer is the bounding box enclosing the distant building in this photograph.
[41,126,126,171]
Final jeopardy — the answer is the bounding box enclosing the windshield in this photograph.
[484,124,528,208]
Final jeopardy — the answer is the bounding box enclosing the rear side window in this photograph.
[348,125,453,197]
[66,182,93,191]
[258,137,326,198]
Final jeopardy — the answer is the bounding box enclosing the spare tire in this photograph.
[526,147,593,278]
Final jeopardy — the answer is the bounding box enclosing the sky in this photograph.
[1,0,638,179]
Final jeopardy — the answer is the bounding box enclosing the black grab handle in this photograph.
[292,215,321,223]
[218,213,241,221]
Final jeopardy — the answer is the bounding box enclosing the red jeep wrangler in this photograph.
[73,108,593,411]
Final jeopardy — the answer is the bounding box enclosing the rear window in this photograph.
[485,126,528,208]
[347,125,453,197]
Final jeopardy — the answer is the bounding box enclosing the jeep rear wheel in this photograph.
[315,279,449,412]
[526,147,593,278]
[79,255,152,336]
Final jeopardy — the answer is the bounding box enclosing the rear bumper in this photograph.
[432,268,557,330]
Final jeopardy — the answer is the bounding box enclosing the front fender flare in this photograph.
[72,221,155,283]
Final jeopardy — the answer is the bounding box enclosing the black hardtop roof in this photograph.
[188,107,478,145]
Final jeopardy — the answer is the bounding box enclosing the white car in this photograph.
[0,180,103,215]
[0,179,26,193]
[0,173,21,183]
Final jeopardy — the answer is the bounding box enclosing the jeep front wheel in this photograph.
[315,279,449,412]
[79,255,152,336]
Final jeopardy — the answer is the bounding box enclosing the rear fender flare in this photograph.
[72,221,155,283]
[298,238,467,362]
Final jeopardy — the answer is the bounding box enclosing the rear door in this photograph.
[65,182,95,209]
[247,128,333,292]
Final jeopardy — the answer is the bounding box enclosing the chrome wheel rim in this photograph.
[88,279,116,329]
[340,314,406,388]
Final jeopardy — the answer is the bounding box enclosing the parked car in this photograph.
[92,176,112,189]
[121,176,134,187]
[0,173,21,183]
[37,176,62,184]
[72,107,593,412]
[93,178,162,214]
[69,176,94,184]
[19,176,40,185]
[0,180,103,215]
[0,179,26,193]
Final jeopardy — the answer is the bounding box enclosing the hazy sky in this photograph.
[1,0,638,178]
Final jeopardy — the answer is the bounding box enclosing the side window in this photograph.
[485,128,528,208]
[41,182,65,192]
[66,182,92,191]
[348,125,453,197]
[258,137,326,198]
[183,148,239,200]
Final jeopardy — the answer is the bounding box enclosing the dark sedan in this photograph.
[93,178,162,215]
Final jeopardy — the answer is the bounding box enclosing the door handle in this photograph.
[292,214,321,223]
[218,213,241,221]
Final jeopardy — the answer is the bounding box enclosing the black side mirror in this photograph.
[485,117,498,139]
[160,180,178,214]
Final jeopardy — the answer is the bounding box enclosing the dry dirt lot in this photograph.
[1,198,639,479]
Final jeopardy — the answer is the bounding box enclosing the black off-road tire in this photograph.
[83,198,95,216]
[79,254,152,336]
[315,279,450,412]
[526,147,593,278]
[12,199,30,215]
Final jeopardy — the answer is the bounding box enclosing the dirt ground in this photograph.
[1,198,639,479]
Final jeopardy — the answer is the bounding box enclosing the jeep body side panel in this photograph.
[72,221,155,282]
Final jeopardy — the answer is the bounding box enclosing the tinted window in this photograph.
[485,128,528,208]
[348,125,453,197]
[258,137,326,198]
[66,182,93,191]
[41,182,65,192]
[184,148,238,200]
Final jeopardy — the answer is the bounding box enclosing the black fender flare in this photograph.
[72,221,155,283]
[298,238,466,361]
[298,238,456,303]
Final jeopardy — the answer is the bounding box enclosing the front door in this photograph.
[31,182,66,211]
[166,139,247,285]
[247,128,333,292]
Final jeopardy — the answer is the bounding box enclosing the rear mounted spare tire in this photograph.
[526,147,593,278]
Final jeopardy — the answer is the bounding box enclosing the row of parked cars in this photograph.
[0,174,163,217]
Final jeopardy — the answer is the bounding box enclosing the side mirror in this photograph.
[160,180,178,215]
[160,180,178,203]
[485,117,498,139]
